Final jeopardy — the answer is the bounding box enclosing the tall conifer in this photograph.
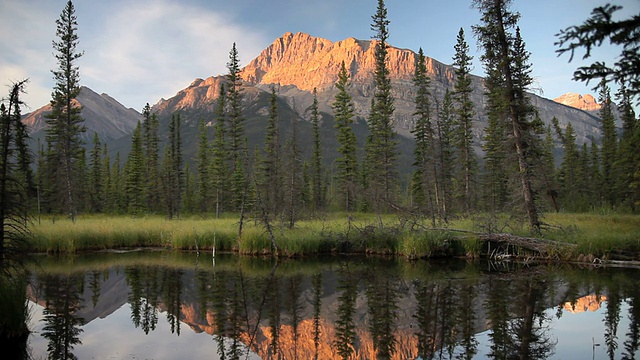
[45,0,85,220]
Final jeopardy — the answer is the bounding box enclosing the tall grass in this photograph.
[27,212,640,260]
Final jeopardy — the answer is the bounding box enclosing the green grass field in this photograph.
[27,212,640,261]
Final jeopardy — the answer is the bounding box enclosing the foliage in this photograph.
[556,3,640,103]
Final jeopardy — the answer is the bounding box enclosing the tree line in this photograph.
[5,0,640,237]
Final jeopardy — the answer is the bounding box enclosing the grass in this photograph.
[27,212,640,261]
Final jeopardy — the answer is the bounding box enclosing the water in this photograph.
[24,251,640,359]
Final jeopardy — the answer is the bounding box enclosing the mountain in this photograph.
[22,86,141,141]
[153,32,606,157]
[554,92,601,112]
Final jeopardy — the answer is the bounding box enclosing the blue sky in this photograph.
[1,0,638,112]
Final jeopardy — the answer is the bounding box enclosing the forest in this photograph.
[2,0,640,258]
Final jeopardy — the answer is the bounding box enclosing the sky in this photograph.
[1,0,638,113]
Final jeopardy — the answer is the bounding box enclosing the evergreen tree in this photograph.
[452,27,477,214]
[45,0,85,220]
[553,118,584,211]
[110,152,125,213]
[598,81,618,207]
[142,104,161,213]
[284,104,304,228]
[474,0,543,232]
[100,143,110,213]
[364,0,397,212]
[434,91,455,221]
[125,122,145,215]
[616,86,639,210]
[309,88,324,210]
[210,85,228,217]
[0,80,33,269]
[482,104,509,212]
[260,87,282,216]
[88,132,102,213]
[411,48,436,219]
[226,43,247,211]
[332,61,359,212]
[162,114,183,219]
[183,163,196,214]
[196,118,210,212]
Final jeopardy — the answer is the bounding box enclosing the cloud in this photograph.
[0,1,57,110]
[81,0,269,110]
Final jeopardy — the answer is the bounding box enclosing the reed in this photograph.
[27,212,640,260]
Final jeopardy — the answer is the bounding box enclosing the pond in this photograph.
[24,251,640,359]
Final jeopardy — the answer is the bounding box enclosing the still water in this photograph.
[25,251,640,359]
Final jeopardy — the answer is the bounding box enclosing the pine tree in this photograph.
[45,0,85,221]
[226,43,247,211]
[598,81,618,207]
[310,89,324,210]
[474,0,542,232]
[196,118,210,212]
[332,61,359,212]
[616,86,639,210]
[100,143,110,213]
[553,118,582,211]
[210,85,228,217]
[434,91,455,221]
[88,132,102,213]
[452,27,477,214]
[125,122,145,215]
[411,48,436,219]
[482,105,509,212]
[260,87,283,215]
[162,114,183,219]
[284,105,304,228]
[142,104,161,213]
[364,0,397,213]
[0,80,33,268]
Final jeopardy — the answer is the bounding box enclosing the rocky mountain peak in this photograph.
[241,31,454,93]
[553,92,601,112]
[22,86,140,140]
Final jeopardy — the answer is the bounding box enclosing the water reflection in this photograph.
[25,253,640,359]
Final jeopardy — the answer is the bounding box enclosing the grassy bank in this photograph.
[28,212,640,261]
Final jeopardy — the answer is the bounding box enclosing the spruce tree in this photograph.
[332,61,359,212]
[45,0,85,221]
[474,0,543,232]
[411,48,436,219]
[310,89,324,210]
[142,104,161,213]
[88,132,102,213]
[196,118,210,212]
[162,114,183,219]
[598,81,618,207]
[284,105,303,228]
[125,122,145,215]
[210,85,228,217]
[553,118,581,211]
[616,86,639,210]
[364,0,397,213]
[452,27,477,214]
[261,87,282,215]
[0,80,33,269]
[226,43,247,211]
[435,91,455,221]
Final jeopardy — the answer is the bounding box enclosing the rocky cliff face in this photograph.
[154,31,605,146]
[22,86,140,140]
[554,93,601,112]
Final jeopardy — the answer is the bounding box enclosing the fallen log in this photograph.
[478,233,577,257]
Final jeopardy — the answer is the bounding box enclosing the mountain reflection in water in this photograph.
[25,252,640,359]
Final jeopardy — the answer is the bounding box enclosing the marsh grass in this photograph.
[27,212,640,260]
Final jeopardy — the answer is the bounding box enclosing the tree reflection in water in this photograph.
[25,254,640,360]
[38,273,85,360]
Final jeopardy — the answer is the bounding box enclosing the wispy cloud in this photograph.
[82,0,268,110]
[0,0,269,112]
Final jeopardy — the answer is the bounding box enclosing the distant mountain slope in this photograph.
[154,32,605,152]
[22,86,141,141]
